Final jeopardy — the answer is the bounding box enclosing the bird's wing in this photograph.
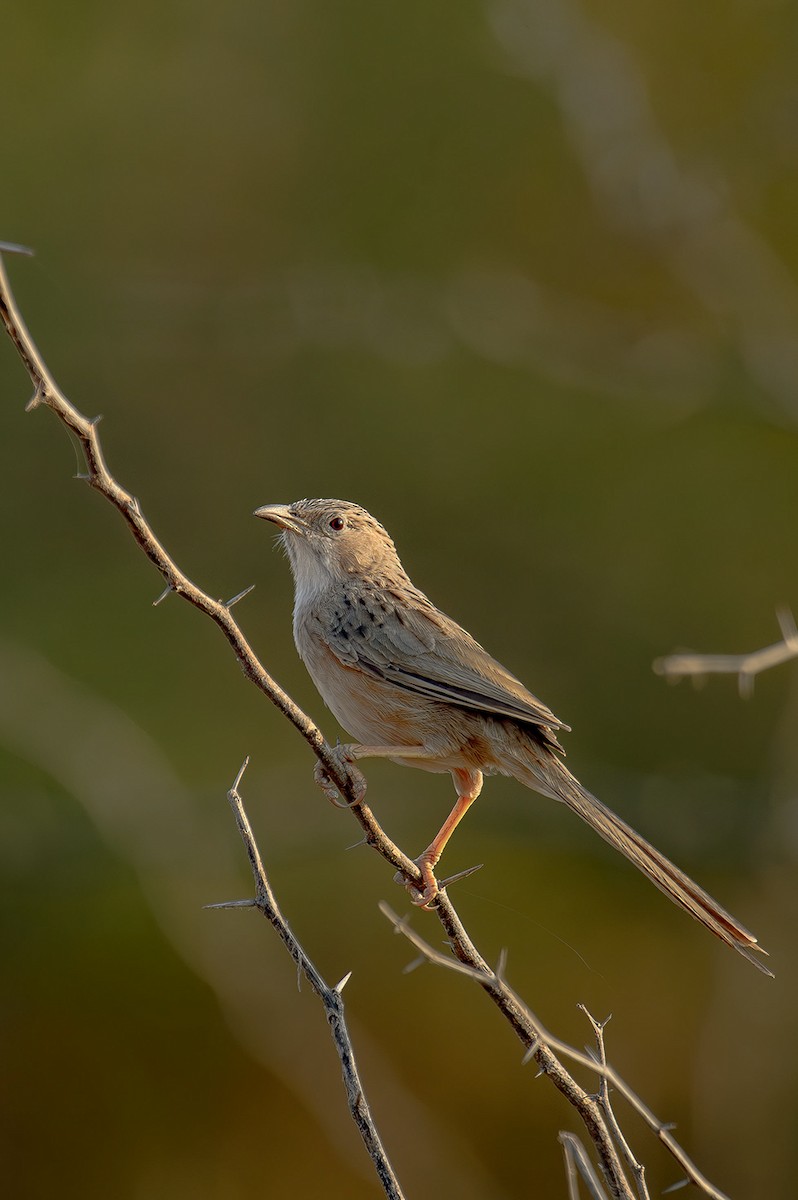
[325,586,569,735]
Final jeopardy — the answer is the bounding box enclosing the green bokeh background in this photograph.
[2,4,797,1197]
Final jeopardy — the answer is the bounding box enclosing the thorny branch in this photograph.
[579,1007,649,1200]
[208,759,404,1200]
[0,247,729,1200]
[380,906,729,1200]
[0,244,386,847]
[654,607,798,698]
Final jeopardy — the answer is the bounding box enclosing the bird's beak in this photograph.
[253,503,305,534]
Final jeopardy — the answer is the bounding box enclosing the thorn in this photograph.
[74,473,91,483]
[25,384,45,411]
[438,862,483,889]
[579,1005,612,1032]
[153,584,174,607]
[661,1122,678,1132]
[333,970,352,994]
[203,898,257,909]
[522,1038,541,1065]
[128,497,142,517]
[231,756,250,792]
[225,583,255,609]
[401,955,427,975]
[494,946,508,981]
[662,1180,689,1194]
[90,414,103,427]
[0,241,35,256]
[345,837,369,850]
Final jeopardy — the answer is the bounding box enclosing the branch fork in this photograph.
[654,606,798,696]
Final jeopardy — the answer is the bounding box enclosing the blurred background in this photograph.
[1,2,797,1196]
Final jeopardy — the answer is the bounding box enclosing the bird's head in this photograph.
[254,498,404,599]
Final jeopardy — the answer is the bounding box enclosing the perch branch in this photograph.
[654,607,798,697]
[208,759,404,1199]
[0,246,423,893]
[0,248,729,1200]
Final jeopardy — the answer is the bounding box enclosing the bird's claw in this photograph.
[313,745,367,809]
[395,857,483,907]
[394,857,441,908]
[313,758,343,804]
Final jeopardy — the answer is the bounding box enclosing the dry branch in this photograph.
[380,906,729,1200]
[560,1132,611,1200]
[654,607,798,697]
[209,759,404,1199]
[0,247,731,1200]
[579,1007,649,1200]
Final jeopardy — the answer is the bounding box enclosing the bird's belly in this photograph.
[299,635,500,772]
[309,649,427,746]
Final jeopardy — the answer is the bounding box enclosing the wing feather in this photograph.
[325,585,569,737]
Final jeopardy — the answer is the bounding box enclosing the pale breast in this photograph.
[297,624,427,744]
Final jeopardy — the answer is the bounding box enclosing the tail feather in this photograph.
[512,755,772,976]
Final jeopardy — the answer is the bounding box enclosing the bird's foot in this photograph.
[313,743,367,810]
[395,858,484,907]
[395,855,440,909]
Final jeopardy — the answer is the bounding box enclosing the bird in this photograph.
[255,497,771,975]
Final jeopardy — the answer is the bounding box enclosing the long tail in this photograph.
[511,751,772,976]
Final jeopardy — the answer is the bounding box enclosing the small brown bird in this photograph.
[255,498,770,974]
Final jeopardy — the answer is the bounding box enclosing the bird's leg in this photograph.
[313,743,433,808]
[408,768,483,907]
[345,744,437,761]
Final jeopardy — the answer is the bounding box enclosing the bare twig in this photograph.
[0,249,731,1200]
[210,759,404,1200]
[0,640,500,1197]
[380,905,731,1200]
[560,1131,610,1200]
[654,607,798,697]
[579,1007,649,1200]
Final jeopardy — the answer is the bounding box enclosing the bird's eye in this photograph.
[329,516,345,532]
